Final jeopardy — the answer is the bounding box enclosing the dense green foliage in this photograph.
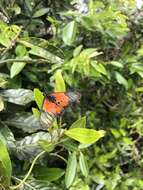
[0,0,143,189]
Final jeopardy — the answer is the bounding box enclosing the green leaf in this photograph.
[10,62,26,78]
[16,132,51,160]
[12,4,21,15]
[0,124,16,152]
[137,47,143,56]
[54,70,66,92]
[34,88,44,109]
[83,48,102,58]
[65,151,77,188]
[65,128,105,144]
[32,107,40,119]
[0,136,12,186]
[62,139,79,151]
[70,116,86,128]
[0,88,34,105]
[38,140,55,152]
[135,87,143,92]
[79,152,88,177]
[110,61,123,68]
[34,167,64,182]
[62,21,77,45]
[73,45,83,57]
[4,113,41,133]
[15,45,27,56]
[33,8,49,18]
[29,46,63,64]
[92,62,107,75]
[0,96,4,111]
[115,71,128,89]
[78,143,93,149]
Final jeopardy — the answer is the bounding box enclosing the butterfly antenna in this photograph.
[43,87,48,97]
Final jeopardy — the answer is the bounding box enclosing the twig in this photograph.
[10,151,45,190]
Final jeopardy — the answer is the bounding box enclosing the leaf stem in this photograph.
[50,153,67,163]
[11,176,36,190]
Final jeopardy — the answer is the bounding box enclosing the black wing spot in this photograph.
[46,95,56,103]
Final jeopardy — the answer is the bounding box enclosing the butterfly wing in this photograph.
[40,98,62,128]
[40,92,81,128]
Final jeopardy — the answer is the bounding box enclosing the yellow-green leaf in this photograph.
[32,107,40,119]
[70,116,86,128]
[34,88,44,109]
[0,136,12,186]
[38,140,55,152]
[65,128,105,144]
[54,70,66,92]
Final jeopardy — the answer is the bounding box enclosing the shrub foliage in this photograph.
[0,0,143,189]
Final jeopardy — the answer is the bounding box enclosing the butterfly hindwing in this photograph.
[40,111,55,128]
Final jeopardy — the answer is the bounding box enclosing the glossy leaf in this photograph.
[65,151,77,188]
[65,128,105,144]
[16,132,51,160]
[4,113,41,133]
[0,124,16,152]
[0,89,34,105]
[62,21,77,45]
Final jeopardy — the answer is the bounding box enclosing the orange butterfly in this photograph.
[40,92,81,128]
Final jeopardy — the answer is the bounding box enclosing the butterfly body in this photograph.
[40,92,81,128]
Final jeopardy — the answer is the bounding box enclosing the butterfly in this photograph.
[40,92,81,128]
